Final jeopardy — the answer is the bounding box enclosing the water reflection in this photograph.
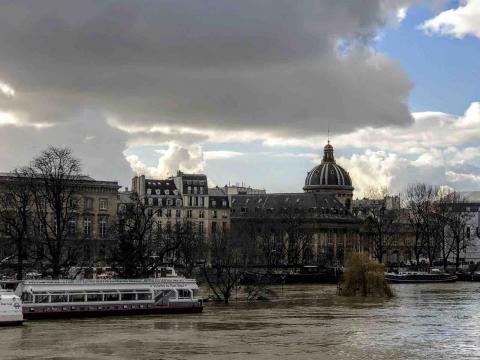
[1,283,480,359]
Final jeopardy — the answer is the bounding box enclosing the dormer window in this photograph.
[146,188,152,195]
[156,189,161,195]
[165,190,170,195]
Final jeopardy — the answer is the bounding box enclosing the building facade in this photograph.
[130,172,230,239]
[0,173,119,267]
[230,142,362,266]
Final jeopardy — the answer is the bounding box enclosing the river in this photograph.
[1,283,480,360]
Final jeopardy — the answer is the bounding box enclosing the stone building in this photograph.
[230,142,362,266]
[0,173,120,266]
[130,171,230,239]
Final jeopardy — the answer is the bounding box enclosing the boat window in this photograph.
[104,293,119,301]
[34,294,50,303]
[178,289,190,298]
[121,293,136,301]
[87,294,102,302]
[22,292,33,303]
[137,293,152,301]
[69,294,85,302]
[51,294,68,303]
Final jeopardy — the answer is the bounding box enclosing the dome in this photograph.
[303,142,352,191]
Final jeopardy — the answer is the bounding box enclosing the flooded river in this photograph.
[1,283,480,359]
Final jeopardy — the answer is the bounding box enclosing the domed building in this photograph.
[304,142,353,210]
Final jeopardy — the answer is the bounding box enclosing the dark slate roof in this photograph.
[303,142,352,190]
[145,179,177,195]
[305,162,352,187]
[230,193,359,223]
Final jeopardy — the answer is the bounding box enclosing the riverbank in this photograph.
[1,283,479,359]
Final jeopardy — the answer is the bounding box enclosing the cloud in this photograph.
[203,151,244,160]
[0,81,14,97]
[421,0,480,38]
[0,0,414,138]
[126,143,204,178]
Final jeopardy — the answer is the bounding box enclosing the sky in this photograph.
[0,0,479,198]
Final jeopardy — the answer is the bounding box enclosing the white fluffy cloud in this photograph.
[126,143,204,179]
[421,0,480,38]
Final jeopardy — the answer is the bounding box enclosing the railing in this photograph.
[22,277,198,285]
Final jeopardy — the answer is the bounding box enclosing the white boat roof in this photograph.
[18,278,198,292]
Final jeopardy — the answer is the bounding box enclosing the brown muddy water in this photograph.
[1,283,480,360]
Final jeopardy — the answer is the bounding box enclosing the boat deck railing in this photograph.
[21,278,198,285]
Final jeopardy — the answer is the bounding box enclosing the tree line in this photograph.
[361,184,474,270]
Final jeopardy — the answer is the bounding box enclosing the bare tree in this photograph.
[110,193,182,278]
[361,187,400,264]
[446,193,474,270]
[405,184,427,265]
[28,147,83,279]
[203,231,245,304]
[0,168,34,279]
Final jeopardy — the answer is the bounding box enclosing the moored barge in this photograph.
[10,277,202,320]
[385,271,457,283]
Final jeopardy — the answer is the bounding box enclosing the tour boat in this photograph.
[7,276,203,320]
[385,270,457,283]
[0,290,23,326]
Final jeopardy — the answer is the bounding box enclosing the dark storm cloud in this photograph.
[0,0,413,135]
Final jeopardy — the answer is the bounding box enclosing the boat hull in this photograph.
[385,274,457,284]
[23,303,203,320]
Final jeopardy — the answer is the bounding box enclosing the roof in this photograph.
[230,192,359,223]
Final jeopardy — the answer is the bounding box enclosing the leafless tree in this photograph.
[203,231,245,304]
[28,147,83,279]
[446,192,474,270]
[0,168,34,279]
[361,187,400,264]
[110,192,181,278]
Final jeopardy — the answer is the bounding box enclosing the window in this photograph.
[165,190,170,195]
[176,199,182,207]
[176,209,181,218]
[69,198,78,210]
[467,227,471,239]
[199,187,204,195]
[167,199,173,206]
[213,210,217,218]
[199,197,203,207]
[241,207,248,213]
[188,186,192,193]
[99,199,108,210]
[84,198,93,210]
[99,218,108,238]
[212,200,217,207]
[187,210,192,218]
[84,217,92,236]
[166,221,171,232]
[222,222,227,232]
[166,209,171,218]
[147,188,152,195]
[68,218,76,235]
[211,222,217,233]
[199,221,204,233]
[199,210,205,219]
[189,196,193,206]
[222,211,228,219]
[222,200,227,207]
[194,186,198,194]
